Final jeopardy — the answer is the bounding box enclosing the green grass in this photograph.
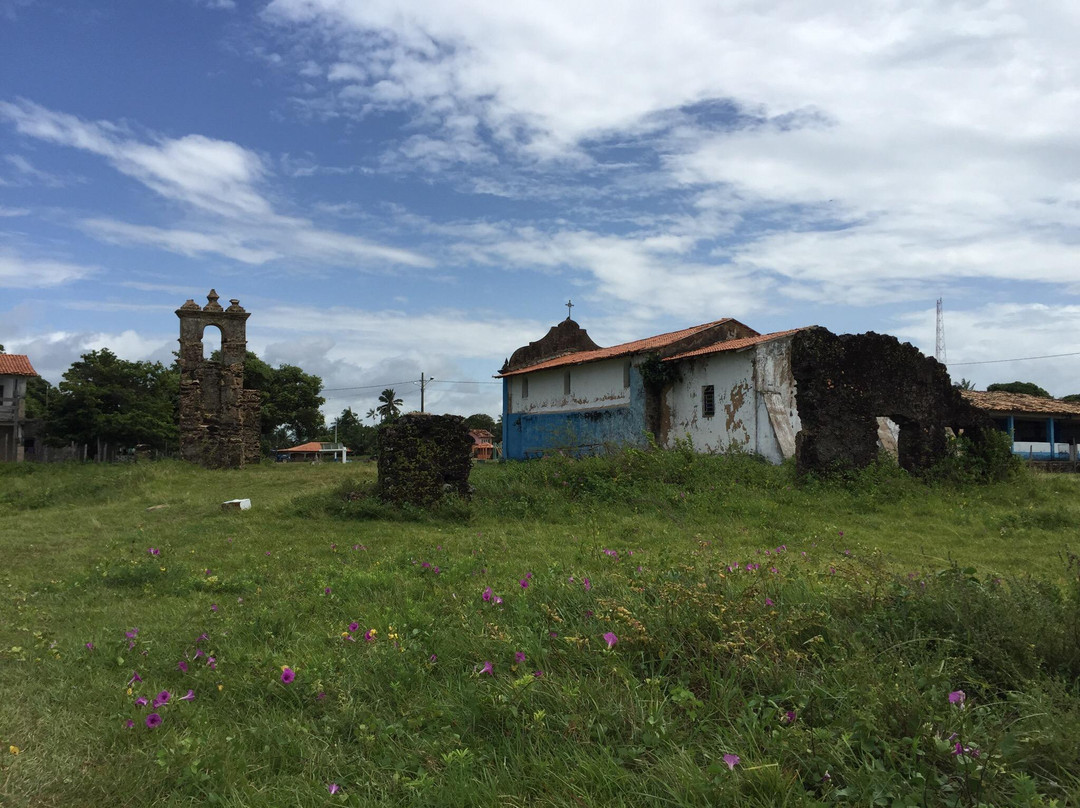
[1,453,1079,807]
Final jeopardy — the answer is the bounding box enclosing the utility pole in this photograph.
[420,372,434,413]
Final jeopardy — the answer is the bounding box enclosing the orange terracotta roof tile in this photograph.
[961,390,1080,416]
[664,328,809,361]
[499,318,746,376]
[0,354,38,376]
[278,441,325,453]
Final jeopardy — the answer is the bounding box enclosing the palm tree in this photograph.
[375,388,403,421]
[365,407,378,423]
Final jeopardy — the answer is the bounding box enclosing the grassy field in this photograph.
[1,452,1079,807]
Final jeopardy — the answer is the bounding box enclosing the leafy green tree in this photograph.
[24,376,55,420]
[218,350,326,448]
[329,407,377,455]
[375,388,403,421]
[987,381,1051,398]
[1061,393,1080,403]
[50,349,178,456]
[463,413,497,433]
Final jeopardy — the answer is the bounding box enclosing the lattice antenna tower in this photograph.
[935,298,946,364]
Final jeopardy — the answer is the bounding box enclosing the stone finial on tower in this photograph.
[203,289,223,312]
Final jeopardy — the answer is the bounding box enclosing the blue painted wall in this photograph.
[502,367,649,459]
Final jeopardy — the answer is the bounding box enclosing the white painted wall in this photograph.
[509,358,631,414]
[662,338,800,463]
[664,350,757,454]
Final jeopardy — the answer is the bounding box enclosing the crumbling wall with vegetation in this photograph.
[377,413,473,506]
[792,328,995,476]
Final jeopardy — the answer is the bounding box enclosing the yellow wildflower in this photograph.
[9,745,19,755]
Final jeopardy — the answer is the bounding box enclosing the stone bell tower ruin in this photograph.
[177,290,262,468]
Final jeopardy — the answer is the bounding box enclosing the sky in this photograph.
[2,0,1080,422]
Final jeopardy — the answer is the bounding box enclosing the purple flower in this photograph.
[85,642,94,651]
[602,631,618,649]
[145,713,162,729]
[281,666,295,684]
[482,586,492,602]
[135,697,148,707]
[765,597,774,606]
[324,587,331,595]
[722,753,740,770]
[210,604,218,612]
[429,654,437,663]
[514,651,526,664]
[125,628,139,639]
[328,783,340,795]
[177,661,188,673]
[493,595,503,605]
[583,578,591,592]
[127,671,142,686]
[782,710,797,725]
[479,660,494,675]
[124,719,134,729]
[317,691,326,700]
[948,690,966,706]
[533,670,544,678]
[519,578,529,589]
[153,690,170,708]
[179,689,195,702]
[148,548,160,556]
[207,656,216,669]
[364,630,375,642]
[348,621,359,633]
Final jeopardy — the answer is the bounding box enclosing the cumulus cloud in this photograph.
[263,0,1080,311]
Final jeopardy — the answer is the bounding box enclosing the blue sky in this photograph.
[3,0,1080,419]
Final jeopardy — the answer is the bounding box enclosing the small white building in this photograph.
[499,318,809,462]
[0,354,39,462]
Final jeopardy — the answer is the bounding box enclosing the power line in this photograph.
[949,350,1080,367]
[322,378,501,392]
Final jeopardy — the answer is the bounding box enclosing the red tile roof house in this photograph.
[498,318,811,462]
[0,354,39,462]
[275,441,350,463]
[469,428,495,460]
[961,390,1080,463]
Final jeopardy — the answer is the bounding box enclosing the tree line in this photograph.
[16,347,500,459]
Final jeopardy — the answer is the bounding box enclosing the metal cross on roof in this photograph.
[565,299,574,319]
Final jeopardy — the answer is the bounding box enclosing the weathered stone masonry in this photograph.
[177,290,261,468]
[791,328,993,475]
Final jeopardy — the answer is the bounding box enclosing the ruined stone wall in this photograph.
[377,414,473,506]
[176,290,261,469]
[791,328,992,475]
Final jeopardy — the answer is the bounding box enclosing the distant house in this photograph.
[275,441,350,463]
[962,390,1080,461]
[498,317,809,462]
[469,428,496,460]
[0,354,38,462]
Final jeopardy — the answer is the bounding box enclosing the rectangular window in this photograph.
[702,385,715,418]
[521,377,529,398]
[564,370,571,395]
[623,360,631,389]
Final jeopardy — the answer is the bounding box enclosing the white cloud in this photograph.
[892,302,1080,397]
[262,0,1080,313]
[0,250,95,288]
[0,98,433,269]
